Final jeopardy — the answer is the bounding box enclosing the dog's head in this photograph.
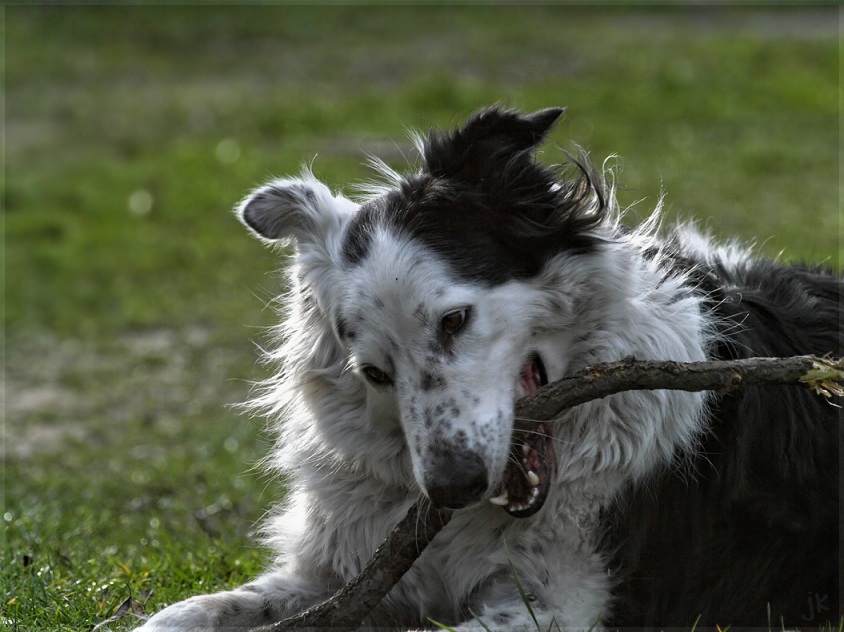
[238,107,605,517]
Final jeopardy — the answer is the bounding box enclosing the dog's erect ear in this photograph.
[236,176,356,248]
[423,106,565,180]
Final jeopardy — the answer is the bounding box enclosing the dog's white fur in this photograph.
[137,159,732,631]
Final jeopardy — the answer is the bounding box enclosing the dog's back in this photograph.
[608,256,841,628]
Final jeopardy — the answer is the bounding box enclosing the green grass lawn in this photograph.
[4,5,839,630]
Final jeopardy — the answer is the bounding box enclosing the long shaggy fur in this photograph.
[139,107,840,632]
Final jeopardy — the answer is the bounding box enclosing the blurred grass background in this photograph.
[4,5,839,629]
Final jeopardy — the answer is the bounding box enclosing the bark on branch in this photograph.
[252,355,842,631]
[251,502,453,632]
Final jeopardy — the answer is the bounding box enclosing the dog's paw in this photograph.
[133,596,221,632]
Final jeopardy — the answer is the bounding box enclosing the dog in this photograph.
[138,107,839,631]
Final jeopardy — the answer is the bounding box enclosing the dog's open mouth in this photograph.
[489,352,556,518]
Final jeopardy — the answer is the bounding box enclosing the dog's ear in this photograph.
[236,176,356,248]
[423,106,564,180]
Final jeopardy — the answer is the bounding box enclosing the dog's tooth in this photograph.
[522,443,530,456]
[531,487,539,498]
[489,492,509,506]
[527,471,540,487]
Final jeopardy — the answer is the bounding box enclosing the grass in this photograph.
[4,5,839,630]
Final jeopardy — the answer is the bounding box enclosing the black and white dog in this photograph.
[140,107,839,630]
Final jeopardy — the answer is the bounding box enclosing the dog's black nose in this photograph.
[425,450,488,509]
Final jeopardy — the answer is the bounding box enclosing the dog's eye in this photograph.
[362,365,393,387]
[441,308,468,336]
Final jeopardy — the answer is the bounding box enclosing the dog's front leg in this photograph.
[453,597,606,632]
[448,558,610,632]
[135,571,334,631]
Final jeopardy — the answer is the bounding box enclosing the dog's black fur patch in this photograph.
[606,259,841,629]
[343,107,606,284]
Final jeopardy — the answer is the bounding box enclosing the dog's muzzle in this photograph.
[424,448,488,509]
[421,352,555,516]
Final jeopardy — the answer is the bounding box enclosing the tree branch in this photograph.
[251,355,842,631]
[514,355,842,424]
[253,503,453,632]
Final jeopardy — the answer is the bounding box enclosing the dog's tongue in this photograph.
[519,357,543,396]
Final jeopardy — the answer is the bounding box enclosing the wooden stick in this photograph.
[514,355,841,422]
[252,355,842,631]
[253,503,452,632]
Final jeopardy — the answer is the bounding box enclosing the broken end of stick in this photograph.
[800,356,844,399]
